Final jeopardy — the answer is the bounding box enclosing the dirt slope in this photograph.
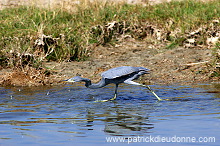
[44,39,214,85]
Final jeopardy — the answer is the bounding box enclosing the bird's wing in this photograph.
[101,66,149,79]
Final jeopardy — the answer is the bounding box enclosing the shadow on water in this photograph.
[0,83,220,145]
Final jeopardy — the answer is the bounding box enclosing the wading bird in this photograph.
[64,66,162,102]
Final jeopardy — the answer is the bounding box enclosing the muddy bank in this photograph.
[45,40,216,85]
[1,20,219,86]
[1,39,217,86]
[0,0,219,86]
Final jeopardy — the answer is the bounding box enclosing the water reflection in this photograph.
[0,84,220,145]
[0,85,157,137]
[103,110,154,136]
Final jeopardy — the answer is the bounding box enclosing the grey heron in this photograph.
[65,66,162,102]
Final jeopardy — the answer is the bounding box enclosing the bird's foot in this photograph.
[94,94,117,102]
[163,98,171,101]
[94,99,110,102]
[94,98,115,102]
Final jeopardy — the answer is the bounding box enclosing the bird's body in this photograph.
[65,66,162,102]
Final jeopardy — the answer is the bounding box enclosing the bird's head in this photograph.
[64,76,84,83]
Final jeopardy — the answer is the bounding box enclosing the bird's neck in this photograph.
[83,78,107,89]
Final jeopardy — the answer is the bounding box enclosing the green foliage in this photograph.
[0,0,219,68]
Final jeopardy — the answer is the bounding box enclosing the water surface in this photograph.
[0,83,219,145]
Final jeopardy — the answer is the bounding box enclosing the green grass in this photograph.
[145,0,219,30]
[0,0,219,68]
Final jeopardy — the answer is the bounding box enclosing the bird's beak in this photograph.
[63,79,75,83]
[63,79,68,82]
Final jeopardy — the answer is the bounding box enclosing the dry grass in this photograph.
[0,66,60,86]
[0,0,219,86]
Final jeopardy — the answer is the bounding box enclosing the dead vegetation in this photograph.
[0,0,220,86]
[0,66,54,86]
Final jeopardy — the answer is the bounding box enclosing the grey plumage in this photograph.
[101,66,149,79]
[65,66,162,102]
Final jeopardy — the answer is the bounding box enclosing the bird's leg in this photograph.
[142,84,170,101]
[109,84,118,101]
[140,84,163,101]
[94,84,118,102]
[124,81,163,101]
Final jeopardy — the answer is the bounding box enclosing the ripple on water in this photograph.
[0,84,220,145]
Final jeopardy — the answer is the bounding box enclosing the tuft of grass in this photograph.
[211,43,220,77]
[141,0,220,31]
[0,0,219,68]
